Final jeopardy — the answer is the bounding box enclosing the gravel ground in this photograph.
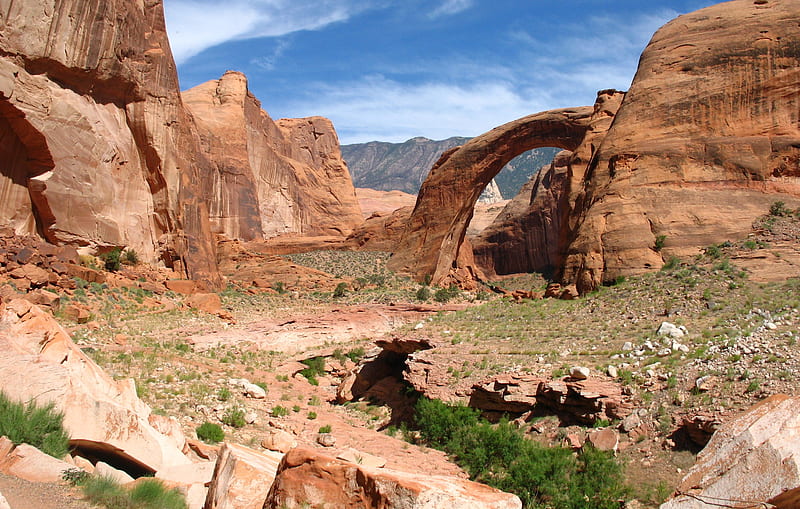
[0,474,92,509]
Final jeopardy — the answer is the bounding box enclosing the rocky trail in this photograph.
[0,473,91,509]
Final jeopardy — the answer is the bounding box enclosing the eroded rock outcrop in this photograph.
[0,0,220,288]
[661,394,800,509]
[388,107,594,285]
[183,72,363,240]
[470,373,633,425]
[264,447,522,509]
[0,299,189,474]
[563,0,800,291]
[461,89,622,282]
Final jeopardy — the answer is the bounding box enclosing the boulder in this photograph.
[20,288,60,309]
[0,438,73,483]
[261,429,297,454]
[336,448,386,469]
[0,490,8,509]
[0,301,190,474]
[204,442,283,509]
[661,395,800,508]
[264,447,522,509]
[95,461,135,485]
[470,373,633,424]
[587,428,619,454]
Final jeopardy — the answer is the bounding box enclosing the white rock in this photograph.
[0,490,9,509]
[657,321,686,339]
[414,322,424,330]
[766,322,777,330]
[622,342,634,351]
[242,382,267,399]
[244,411,258,424]
[657,348,672,357]
[607,365,619,378]
[569,366,590,380]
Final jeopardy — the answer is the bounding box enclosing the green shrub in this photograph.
[307,411,317,420]
[100,248,122,272]
[433,285,460,303]
[346,347,366,363]
[333,282,348,298]
[81,475,129,508]
[414,397,479,447]
[222,407,246,428]
[318,424,332,433]
[416,286,431,301]
[654,234,667,251]
[770,200,788,216]
[412,397,627,508]
[196,422,224,443]
[82,475,187,509]
[299,356,326,384]
[129,478,187,509]
[217,387,231,401]
[272,281,286,294]
[0,391,70,458]
[122,249,139,265]
[271,405,289,417]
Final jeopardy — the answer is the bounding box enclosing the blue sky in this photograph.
[164,0,717,144]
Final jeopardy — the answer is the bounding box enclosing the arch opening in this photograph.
[388,107,595,286]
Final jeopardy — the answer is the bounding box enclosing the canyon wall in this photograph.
[183,72,362,241]
[562,0,800,291]
[0,0,220,286]
[0,2,361,287]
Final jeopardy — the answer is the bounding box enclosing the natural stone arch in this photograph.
[387,107,594,285]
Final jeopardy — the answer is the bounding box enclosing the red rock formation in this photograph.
[183,72,363,241]
[0,299,190,474]
[662,394,800,509]
[0,0,221,288]
[395,0,800,291]
[387,107,595,285]
[264,447,522,509]
[562,0,800,292]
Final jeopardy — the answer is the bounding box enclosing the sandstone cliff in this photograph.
[394,0,800,290]
[183,72,363,240]
[562,0,800,291]
[0,0,220,287]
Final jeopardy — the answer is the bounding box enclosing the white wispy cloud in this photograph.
[278,9,681,144]
[164,0,372,64]
[250,39,291,71]
[283,75,553,144]
[429,0,474,18]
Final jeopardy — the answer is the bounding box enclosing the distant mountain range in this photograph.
[342,137,560,198]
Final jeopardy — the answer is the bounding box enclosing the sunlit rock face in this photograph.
[562,0,800,292]
[183,71,363,241]
[0,0,223,286]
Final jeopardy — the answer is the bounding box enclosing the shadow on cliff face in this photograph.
[0,100,55,241]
